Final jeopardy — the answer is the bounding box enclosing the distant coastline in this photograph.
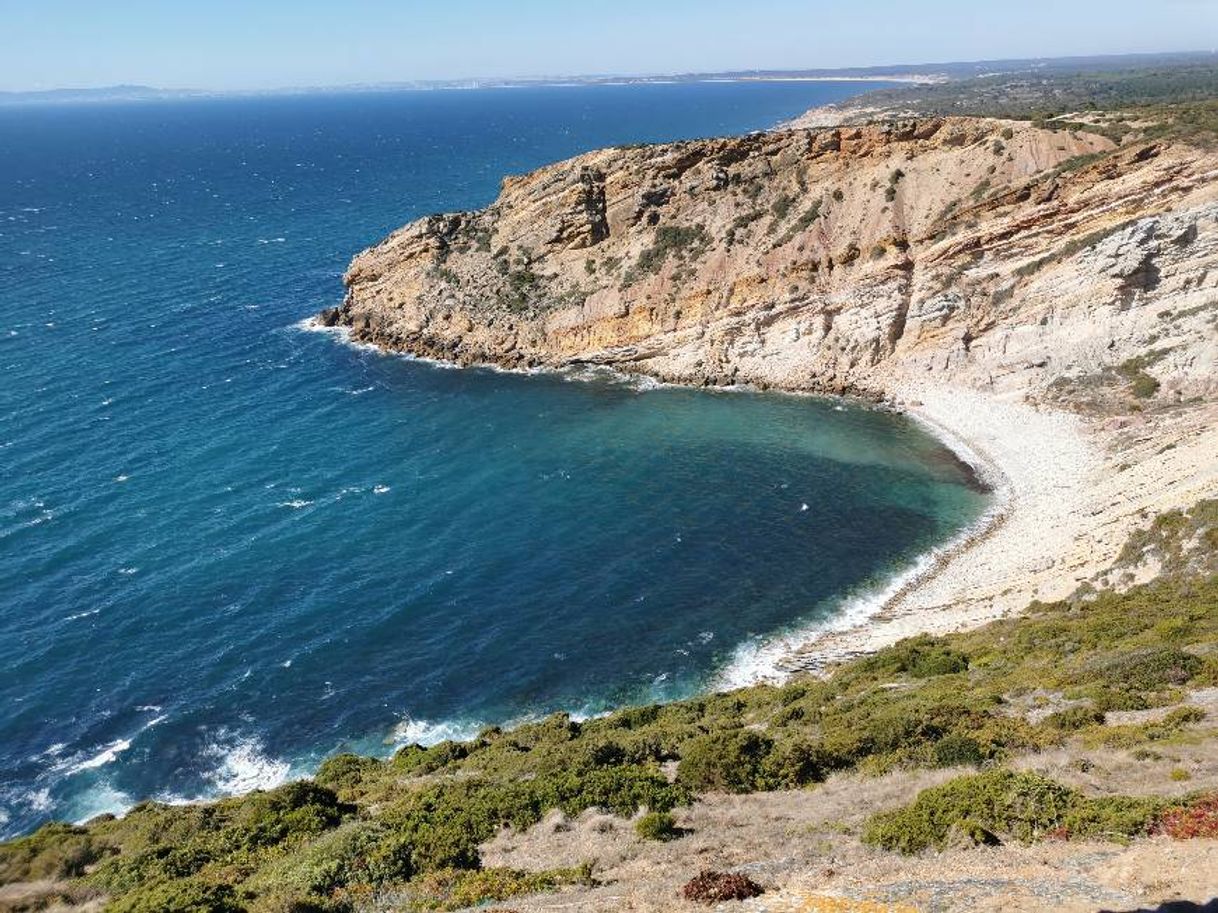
[5,49,1213,106]
[0,73,932,107]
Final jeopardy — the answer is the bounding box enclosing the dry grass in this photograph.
[473,736,1218,912]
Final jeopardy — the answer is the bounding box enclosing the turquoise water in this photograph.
[0,81,987,838]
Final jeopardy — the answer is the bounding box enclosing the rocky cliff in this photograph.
[327,117,1218,407]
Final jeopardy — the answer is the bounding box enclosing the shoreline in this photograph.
[303,314,1217,690]
[716,393,1016,686]
[300,316,1046,685]
[771,382,1100,674]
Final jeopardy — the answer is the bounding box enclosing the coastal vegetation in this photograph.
[3,501,1215,911]
[839,61,1218,145]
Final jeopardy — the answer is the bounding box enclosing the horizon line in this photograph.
[2,48,1214,101]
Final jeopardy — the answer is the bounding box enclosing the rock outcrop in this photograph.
[330,117,1218,407]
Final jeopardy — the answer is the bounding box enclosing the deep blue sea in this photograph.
[0,81,988,838]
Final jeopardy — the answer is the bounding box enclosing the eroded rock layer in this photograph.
[330,117,1218,406]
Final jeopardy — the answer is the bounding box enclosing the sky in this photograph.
[1,0,1216,93]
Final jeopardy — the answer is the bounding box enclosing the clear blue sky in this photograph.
[1,0,1215,92]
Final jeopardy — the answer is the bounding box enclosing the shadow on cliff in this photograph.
[1103,902,1218,913]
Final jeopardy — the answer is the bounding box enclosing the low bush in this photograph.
[1060,795,1165,841]
[1090,648,1202,692]
[1043,706,1106,731]
[408,864,594,911]
[857,635,969,679]
[677,730,773,793]
[864,769,1175,853]
[933,733,986,768]
[634,811,680,842]
[107,880,243,913]
[314,754,383,796]
[0,822,110,882]
[863,770,1078,853]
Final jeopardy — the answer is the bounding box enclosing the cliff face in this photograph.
[331,117,1218,406]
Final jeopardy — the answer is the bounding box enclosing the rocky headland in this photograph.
[322,114,1218,669]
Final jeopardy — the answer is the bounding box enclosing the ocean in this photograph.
[0,80,988,838]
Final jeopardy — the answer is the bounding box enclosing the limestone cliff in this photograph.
[328,117,1218,407]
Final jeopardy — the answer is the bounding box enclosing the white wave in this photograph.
[278,499,313,509]
[68,782,131,825]
[389,716,483,748]
[65,608,100,621]
[201,733,291,794]
[66,738,132,774]
[58,710,169,777]
[372,485,390,495]
[20,788,52,813]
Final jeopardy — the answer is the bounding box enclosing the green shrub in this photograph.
[1044,706,1106,731]
[252,820,411,897]
[0,822,109,882]
[858,635,970,679]
[761,740,832,787]
[1060,795,1164,841]
[864,770,1078,853]
[404,740,469,775]
[410,864,594,911]
[630,224,710,278]
[677,730,774,793]
[864,769,1174,854]
[107,879,243,913]
[1164,705,1207,727]
[1092,648,1203,692]
[770,193,794,221]
[635,811,680,841]
[933,733,986,768]
[314,754,383,795]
